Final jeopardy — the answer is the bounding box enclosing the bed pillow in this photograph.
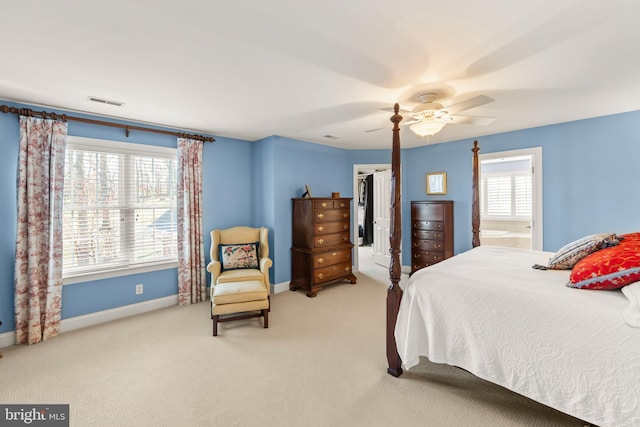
[532,233,621,270]
[219,242,260,271]
[568,239,640,290]
[619,232,640,241]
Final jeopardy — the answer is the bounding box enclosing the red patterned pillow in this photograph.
[620,232,640,241]
[569,238,640,290]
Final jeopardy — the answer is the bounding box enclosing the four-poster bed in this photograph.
[384,105,640,427]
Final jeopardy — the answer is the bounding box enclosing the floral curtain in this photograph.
[177,138,206,305]
[14,116,68,344]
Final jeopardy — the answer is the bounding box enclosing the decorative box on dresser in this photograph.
[290,197,357,297]
[411,200,454,274]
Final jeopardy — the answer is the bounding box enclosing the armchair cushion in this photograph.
[216,268,264,284]
[212,280,268,305]
[219,242,259,271]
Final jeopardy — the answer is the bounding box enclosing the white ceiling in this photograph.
[1,0,639,149]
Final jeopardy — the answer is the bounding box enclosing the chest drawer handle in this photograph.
[343,224,348,230]
[343,237,348,242]
[317,226,324,232]
[317,239,324,245]
[343,213,348,218]
[317,213,325,219]
[332,252,337,256]
[340,202,345,207]
[321,202,328,208]
[317,273,324,280]
[317,257,324,264]
[344,267,350,272]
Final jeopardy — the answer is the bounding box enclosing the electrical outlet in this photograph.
[135,284,143,295]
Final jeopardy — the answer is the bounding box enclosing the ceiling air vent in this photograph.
[88,96,125,107]
[323,135,339,140]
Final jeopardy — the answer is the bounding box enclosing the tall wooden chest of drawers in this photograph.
[290,197,357,297]
[411,200,454,274]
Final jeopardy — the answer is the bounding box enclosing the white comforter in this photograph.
[395,246,640,427]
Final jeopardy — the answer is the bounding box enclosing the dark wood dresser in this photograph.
[290,197,357,297]
[411,200,454,274]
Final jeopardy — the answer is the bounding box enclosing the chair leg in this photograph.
[212,315,218,336]
[263,309,269,329]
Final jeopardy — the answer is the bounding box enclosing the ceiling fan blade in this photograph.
[401,119,419,126]
[449,115,496,126]
[364,127,385,133]
[445,95,494,114]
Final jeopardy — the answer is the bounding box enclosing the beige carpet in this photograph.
[0,264,586,427]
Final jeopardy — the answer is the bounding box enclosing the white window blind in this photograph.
[514,174,532,217]
[481,172,532,219]
[62,138,177,280]
[486,175,512,216]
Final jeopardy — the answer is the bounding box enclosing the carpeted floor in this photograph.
[0,260,587,426]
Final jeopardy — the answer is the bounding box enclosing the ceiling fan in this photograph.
[376,93,496,137]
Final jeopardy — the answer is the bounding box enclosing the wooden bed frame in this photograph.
[385,104,481,377]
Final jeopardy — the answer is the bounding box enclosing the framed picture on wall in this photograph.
[426,172,447,195]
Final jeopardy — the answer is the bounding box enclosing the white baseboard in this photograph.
[0,295,179,349]
[60,295,178,333]
[0,331,15,349]
[268,267,411,296]
[273,281,290,294]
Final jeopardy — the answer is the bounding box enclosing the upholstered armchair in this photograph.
[207,226,273,336]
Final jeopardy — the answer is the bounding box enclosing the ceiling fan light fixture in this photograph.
[410,119,446,137]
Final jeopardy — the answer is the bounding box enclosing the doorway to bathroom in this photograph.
[479,147,543,250]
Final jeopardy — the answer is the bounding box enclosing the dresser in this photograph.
[290,197,357,297]
[411,200,454,274]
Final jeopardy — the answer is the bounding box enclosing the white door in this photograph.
[373,169,391,267]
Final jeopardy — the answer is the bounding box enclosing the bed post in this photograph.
[472,140,481,248]
[387,103,403,377]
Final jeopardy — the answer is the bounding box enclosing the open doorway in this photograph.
[479,147,543,250]
[352,164,393,273]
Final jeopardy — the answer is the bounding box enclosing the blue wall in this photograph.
[253,139,392,284]
[263,136,354,284]
[0,106,19,335]
[201,134,256,270]
[403,110,640,257]
[2,98,640,337]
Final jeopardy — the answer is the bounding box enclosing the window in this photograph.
[480,158,532,220]
[62,137,177,282]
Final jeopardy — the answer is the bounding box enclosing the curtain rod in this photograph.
[0,105,215,143]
